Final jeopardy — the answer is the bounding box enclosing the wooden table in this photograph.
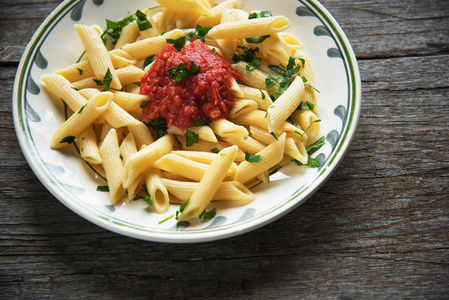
[1,0,448,298]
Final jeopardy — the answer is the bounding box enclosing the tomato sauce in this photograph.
[140,39,239,131]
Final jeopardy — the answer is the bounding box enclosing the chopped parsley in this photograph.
[101,13,139,46]
[185,130,199,147]
[144,118,167,139]
[77,104,87,114]
[306,136,325,155]
[96,185,109,192]
[92,68,113,91]
[211,148,219,153]
[119,154,124,161]
[292,136,325,168]
[168,60,201,82]
[246,35,270,44]
[199,207,216,220]
[259,89,266,99]
[301,76,320,93]
[140,101,149,108]
[245,151,263,163]
[305,119,321,133]
[248,10,273,19]
[245,11,272,44]
[175,200,189,220]
[60,136,76,144]
[166,36,187,51]
[77,68,83,75]
[143,195,153,207]
[194,119,212,127]
[298,100,315,111]
[232,45,261,72]
[185,24,213,42]
[143,55,155,68]
[76,50,86,63]
[158,214,174,224]
[135,10,152,31]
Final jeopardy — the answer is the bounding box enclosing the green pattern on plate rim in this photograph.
[12,0,361,243]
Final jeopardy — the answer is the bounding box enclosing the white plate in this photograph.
[13,0,361,243]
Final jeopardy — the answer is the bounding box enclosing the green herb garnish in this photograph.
[194,119,212,127]
[77,68,83,75]
[211,148,219,153]
[248,10,273,19]
[92,68,113,91]
[140,101,149,108]
[96,185,109,192]
[185,130,199,147]
[135,10,152,31]
[60,136,76,144]
[143,55,155,68]
[185,24,213,42]
[232,45,261,72]
[175,200,189,220]
[168,60,201,82]
[245,151,262,163]
[158,214,174,224]
[306,136,325,155]
[199,207,216,220]
[166,36,187,51]
[144,118,167,139]
[101,13,139,46]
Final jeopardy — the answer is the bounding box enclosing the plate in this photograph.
[13,0,361,243]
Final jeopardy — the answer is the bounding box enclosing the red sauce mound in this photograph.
[140,39,239,130]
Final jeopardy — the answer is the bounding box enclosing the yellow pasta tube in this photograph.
[41,74,86,111]
[78,125,102,164]
[238,85,273,110]
[235,133,286,184]
[207,16,291,39]
[162,179,255,202]
[50,92,113,149]
[266,75,305,133]
[122,29,184,59]
[209,119,248,138]
[115,65,145,85]
[144,168,170,213]
[167,125,218,143]
[79,88,141,128]
[153,153,235,181]
[221,135,265,154]
[111,90,148,111]
[156,0,213,16]
[119,132,143,201]
[99,128,126,204]
[176,136,245,162]
[291,109,320,142]
[176,145,238,221]
[127,123,154,148]
[122,134,173,188]
[74,25,121,90]
[228,98,258,119]
[296,50,317,111]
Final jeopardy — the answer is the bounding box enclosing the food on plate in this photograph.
[41,0,324,222]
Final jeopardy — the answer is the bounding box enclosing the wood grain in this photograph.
[1,0,448,298]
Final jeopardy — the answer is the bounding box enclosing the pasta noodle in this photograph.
[43,3,323,222]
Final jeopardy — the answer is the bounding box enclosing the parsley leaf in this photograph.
[60,136,76,144]
[185,24,213,42]
[245,151,263,163]
[92,68,113,91]
[195,119,212,126]
[248,10,273,19]
[168,61,201,82]
[266,56,304,94]
[166,36,187,51]
[211,148,219,153]
[144,195,153,207]
[185,130,199,147]
[140,101,149,108]
[298,100,315,110]
[135,10,152,31]
[77,104,87,114]
[144,118,167,139]
[175,200,189,220]
[76,50,86,63]
[292,156,321,168]
[306,136,325,155]
[232,45,261,72]
[143,55,155,68]
[101,13,138,46]
[77,68,83,75]
[96,185,109,192]
[245,35,270,44]
[158,214,174,224]
[199,207,216,220]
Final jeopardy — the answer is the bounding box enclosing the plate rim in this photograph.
[12,0,362,243]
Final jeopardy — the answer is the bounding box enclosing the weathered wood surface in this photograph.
[1,0,448,299]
